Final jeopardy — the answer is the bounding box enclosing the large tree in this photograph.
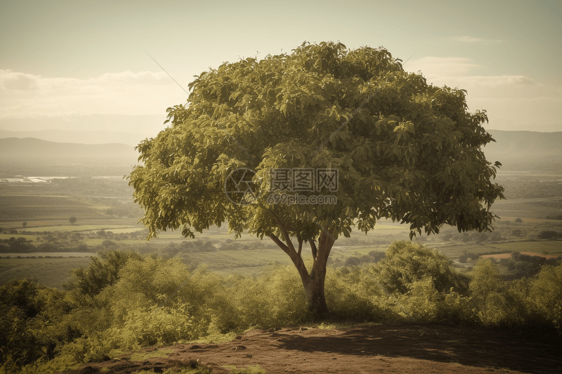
[129,41,504,316]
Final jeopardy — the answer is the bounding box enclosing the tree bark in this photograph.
[269,224,335,318]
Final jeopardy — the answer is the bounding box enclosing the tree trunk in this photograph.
[269,224,335,318]
[304,264,328,316]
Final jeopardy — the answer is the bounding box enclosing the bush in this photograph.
[527,264,562,331]
[372,241,469,295]
[5,245,562,374]
[64,249,143,296]
[344,256,361,267]
[0,279,72,370]
[536,231,560,240]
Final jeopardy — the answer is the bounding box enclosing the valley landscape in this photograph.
[1,128,561,374]
[2,2,562,372]
[1,130,562,287]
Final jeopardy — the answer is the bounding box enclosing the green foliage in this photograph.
[64,249,143,297]
[325,266,390,320]
[373,241,469,294]
[527,264,562,331]
[106,255,235,338]
[230,264,311,328]
[0,279,74,371]
[104,305,194,350]
[468,259,510,325]
[129,41,504,242]
[5,246,562,373]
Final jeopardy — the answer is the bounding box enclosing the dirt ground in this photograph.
[63,322,562,374]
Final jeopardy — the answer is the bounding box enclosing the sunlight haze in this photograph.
[1,0,561,139]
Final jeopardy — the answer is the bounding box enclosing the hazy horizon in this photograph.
[1,0,562,134]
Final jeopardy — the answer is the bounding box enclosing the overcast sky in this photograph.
[1,0,561,135]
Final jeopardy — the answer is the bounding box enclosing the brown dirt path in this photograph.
[63,323,562,374]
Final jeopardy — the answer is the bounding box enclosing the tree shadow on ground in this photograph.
[275,323,562,374]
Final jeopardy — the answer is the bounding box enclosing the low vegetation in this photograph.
[1,241,560,374]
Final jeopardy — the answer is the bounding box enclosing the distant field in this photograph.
[1,183,561,289]
[0,219,141,230]
[486,240,561,252]
[481,253,512,259]
[434,240,562,256]
[0,233,38,241]
[491,196,562,220]
[482,251,562,260]
[0,252,95,258]
[0,195,107,222]
[0,256,92,289]
[25,224,143,233]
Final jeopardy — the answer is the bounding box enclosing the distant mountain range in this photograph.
[0,137,138,164]
[0,114,164,136]
[0,129,149,147]
[485,130,562,170]
[0,130,560,171]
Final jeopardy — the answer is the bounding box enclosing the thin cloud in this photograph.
[0,71,40,91]
[0,69,184,117]
[407,57,479,77]
[453,36,503,43]
[406,58,539,90]
[405,56,561,132]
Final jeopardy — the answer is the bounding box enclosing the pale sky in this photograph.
[1,0,561,135]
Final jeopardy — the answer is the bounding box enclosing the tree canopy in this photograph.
[130,41,504,242]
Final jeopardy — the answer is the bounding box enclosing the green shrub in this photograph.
[6,246,562,374]
[527,264,562,331]
[325,266,391,320]
[230,263,310,328]
[373,241,469,295]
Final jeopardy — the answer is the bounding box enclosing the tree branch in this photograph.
[309,239,317,260]
[269,213,297,255]
[269,233,291,256]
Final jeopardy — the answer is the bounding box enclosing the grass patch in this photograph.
[129,348,175,362]
[316,322,337,330]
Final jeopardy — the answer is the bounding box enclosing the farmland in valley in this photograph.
[1,161,562,288]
